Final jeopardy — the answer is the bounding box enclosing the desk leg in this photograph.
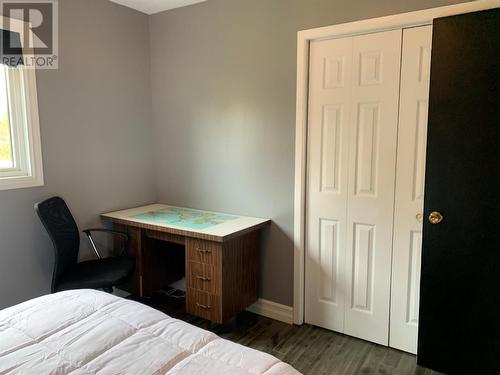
[114,224,145,297]
[220,230,259,321]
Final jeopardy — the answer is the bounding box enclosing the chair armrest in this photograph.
[82,228,130,258]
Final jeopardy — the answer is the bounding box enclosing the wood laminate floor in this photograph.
[132,291,443,375]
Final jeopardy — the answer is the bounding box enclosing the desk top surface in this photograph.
[101,204,270,241]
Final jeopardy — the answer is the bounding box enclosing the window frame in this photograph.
[0,16,43,191]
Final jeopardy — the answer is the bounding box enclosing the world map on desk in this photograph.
[129,207,238,230]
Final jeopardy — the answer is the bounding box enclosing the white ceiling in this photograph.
[108,0,207,15]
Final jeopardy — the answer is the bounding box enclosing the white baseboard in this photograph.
[246,298,294,325]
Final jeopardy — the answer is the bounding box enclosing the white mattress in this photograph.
[0,290,301,375]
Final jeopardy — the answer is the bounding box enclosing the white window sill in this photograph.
[0,175,44,191]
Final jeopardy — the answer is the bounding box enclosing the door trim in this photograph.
[293,0,500,325]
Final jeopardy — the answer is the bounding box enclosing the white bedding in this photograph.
[0,290,301,375]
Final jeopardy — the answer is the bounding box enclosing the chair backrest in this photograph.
[35,197,80,292]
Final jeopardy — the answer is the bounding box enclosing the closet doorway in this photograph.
[305,25,430,353]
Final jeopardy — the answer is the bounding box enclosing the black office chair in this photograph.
[35,197,135,293]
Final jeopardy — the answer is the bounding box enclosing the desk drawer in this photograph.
[186,238,221,265]
[186,289,221,323]
[187,262,219,294]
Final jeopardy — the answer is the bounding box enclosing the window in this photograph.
[0,19,43,190]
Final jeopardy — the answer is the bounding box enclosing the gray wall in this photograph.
[149,0,466,306]
[0,0,155,309]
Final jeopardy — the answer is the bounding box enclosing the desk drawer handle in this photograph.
[196,302,211,310]
[196,248,211,254]
[196,276,211,282]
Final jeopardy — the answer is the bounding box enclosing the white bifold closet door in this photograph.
[344,30,402,346]
[390,25,432,354]
[305,29,403,345]
[305,36,352,333]
[305,25,432,350]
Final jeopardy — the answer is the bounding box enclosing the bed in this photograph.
[0,289,301,374]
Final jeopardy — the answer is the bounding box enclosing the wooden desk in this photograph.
[101,204,270,323]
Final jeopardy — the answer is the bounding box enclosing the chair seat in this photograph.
[56,257,135,292]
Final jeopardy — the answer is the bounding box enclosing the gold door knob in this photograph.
[429,211,443,225]
[416,213,423,222]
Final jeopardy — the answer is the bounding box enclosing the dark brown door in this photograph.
[417,8,500,375]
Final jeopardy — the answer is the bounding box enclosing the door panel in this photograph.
[344,29,402,345]
[390,25,432,354]
[418,9,500,374]
[305,37,352,332]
